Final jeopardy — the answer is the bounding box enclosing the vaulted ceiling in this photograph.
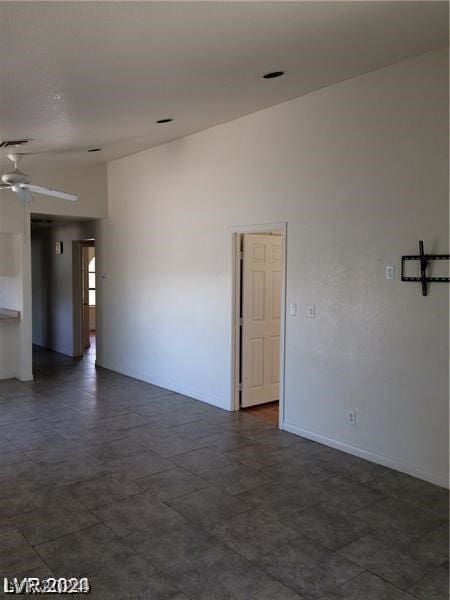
[0,1,448,168]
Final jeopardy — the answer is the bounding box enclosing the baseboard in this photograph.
[16,371,34,382]
[0,370,34,382]
[0,372,16,381]
[95,359,229,411]
[32,341,74,358]
[282,421,449,489]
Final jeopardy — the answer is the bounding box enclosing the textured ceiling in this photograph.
[0,1,448,169]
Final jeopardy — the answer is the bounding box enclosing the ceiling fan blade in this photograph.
[22,188,34,203]
[26,184,78,202]
[0,184,12,190]
[12,186,34,203]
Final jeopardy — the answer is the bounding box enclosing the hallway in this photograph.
[0,349,447,599]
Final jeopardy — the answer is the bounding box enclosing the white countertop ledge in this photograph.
[0,308,20,320]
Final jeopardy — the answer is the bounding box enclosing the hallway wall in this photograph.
[31,221,97,356]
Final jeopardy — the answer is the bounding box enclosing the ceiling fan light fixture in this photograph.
[263,71,285,79]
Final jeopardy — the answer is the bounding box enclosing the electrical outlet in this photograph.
[307,304,315,318]
[348,411,356,426]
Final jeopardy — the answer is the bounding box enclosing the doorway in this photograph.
[73,239,96,361]
[231,224,287,428]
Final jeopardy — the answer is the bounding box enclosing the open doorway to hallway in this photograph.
[231,224,287,428]
[73,238,97,363]
[30,214,98,373]
[81,241,96,364]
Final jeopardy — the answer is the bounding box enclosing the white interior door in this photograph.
[241,233,282,407]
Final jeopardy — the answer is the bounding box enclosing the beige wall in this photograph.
[100,48,449,486]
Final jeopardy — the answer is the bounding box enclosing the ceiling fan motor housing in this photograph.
[1,170,32,186]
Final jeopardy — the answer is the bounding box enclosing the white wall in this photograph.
[0,232,22,379]
[24,162,107,219]
[31,221,97,356]
[100,48,449,487]
[0,196,32,380]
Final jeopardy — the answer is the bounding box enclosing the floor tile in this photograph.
[408,561,449,600]
[261,464,331,488]
[3,346,447,600]
[198,431,254,452]
[11,501,100,545]
[0,449,29,468]
[166,486,255,527]
[224,444,285,469]
[256,536,362,599]
[0,527,46,574]
[339,529,445,589]
[35,523,144,577]
[243,428,302,449]
[207,509,298,560]
[103,450,174,480]
[319,451,388,483]
[147,409,205,429]
[65,473,142,509]
[165,546,274,600]
[200,463,273,495]
[136,467,209,500]
[169,419,228,440]
[133,431,208,458]
[93,493,185,538]
[171,447,235,474]
[354,497,446,537]
[251,582,303,599]
[283,501,374,550]
[367,469,449,520]
[320,570,418,599]
[319,475,385,512]
[89,570,189,599]
[0,487,82,519]
[419,524,449,558]
[125,519,228,571]
[87,436,149,461]
[237,479,326,521]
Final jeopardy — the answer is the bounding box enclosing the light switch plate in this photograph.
[289,303,297,316]
[385,265,394,280]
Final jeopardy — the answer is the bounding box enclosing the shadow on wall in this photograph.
[31,230,54,348]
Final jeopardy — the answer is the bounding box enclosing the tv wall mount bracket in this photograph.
[401,240,450,297]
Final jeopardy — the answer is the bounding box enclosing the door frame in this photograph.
[72,239,95,358]
[230,222,287,428]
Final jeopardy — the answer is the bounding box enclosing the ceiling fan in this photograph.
[0,154,78,203]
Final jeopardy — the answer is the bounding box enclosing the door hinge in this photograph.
[239,382,242,392]
[239,317,243,327]
[239,251,244,260]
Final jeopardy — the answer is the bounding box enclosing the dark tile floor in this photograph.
[0,346,448,599]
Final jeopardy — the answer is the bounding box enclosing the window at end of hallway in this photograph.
[88,256,96,306]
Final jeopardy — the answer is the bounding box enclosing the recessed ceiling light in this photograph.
[88,148,102,152]
[263,71,285,79]
[156,118,173,124]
